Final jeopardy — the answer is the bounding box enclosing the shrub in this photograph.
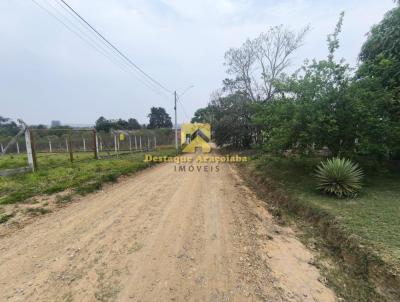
[315,157,364,198]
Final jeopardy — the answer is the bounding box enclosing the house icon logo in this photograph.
[181,123,211,153]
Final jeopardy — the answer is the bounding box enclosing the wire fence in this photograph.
[0,127,176,175]
[97,129,174,155]
[0,136,26,155]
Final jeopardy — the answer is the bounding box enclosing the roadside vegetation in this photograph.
[194,3,400,301]
[0,146,175,206]
[241,156,400,301]
[247,155,400,264]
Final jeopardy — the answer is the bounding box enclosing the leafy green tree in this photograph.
[127,118,141,130]
[254,12,356,155]
[254,9,400,159]
[191,108,213,123]
[95,116,142,132]
[356,5,400,158]
[147,107,173,129]
[115,119,129,129]
[95,116,112,132]
[346,78,397,158]
[208,93,257,148]
[0,116,20,137]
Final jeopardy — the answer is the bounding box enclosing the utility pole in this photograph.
[174,90,178,152]
[173,86,193,153]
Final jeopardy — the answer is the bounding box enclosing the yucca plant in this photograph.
[315,157,364,198]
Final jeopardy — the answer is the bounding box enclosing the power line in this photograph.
[53,0,172,99]
[31,0,188,119]
[51,0,166,96]
[58,0,173,95]
[177,96,190,121]
[30,0,171,102]
[39,0,127,70]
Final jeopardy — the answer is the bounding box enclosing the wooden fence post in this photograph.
[25,129,38,171]
[129,135,132,151]
[16,141,20,154]
[154,136,157,149]
[134,136,137,150]
[93,130,98,159]
[114,133,119,158]
[30,130,38,171]
[68,130,74,163]
[139,136,142,150]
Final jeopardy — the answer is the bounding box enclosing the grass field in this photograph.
[244,155,400,301]
[0,153,29,170]
[0,150,146,170]
[249,155,400,267]
[0,146,176,206]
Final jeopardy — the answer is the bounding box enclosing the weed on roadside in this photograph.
[75,181,102,195]
[25,207,52,216]
[0,213,14,224]
[55,194,73,204]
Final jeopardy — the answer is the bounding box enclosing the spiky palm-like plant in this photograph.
[315,157,364,198]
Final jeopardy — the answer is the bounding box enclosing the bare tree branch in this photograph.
[223,25,309,101]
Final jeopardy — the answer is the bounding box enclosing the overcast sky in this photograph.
[0,0,396,126]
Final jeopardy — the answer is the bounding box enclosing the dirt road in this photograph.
[0,158,337,301]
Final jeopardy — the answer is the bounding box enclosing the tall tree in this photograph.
[191,108,214,124]
[95,116,112,132]
[147,107,173,129]
[356,5,400,158]
[358,5,400,106]
[127,118,141,130]
[206,93,257,148]
[254,12,356,155]
[223,25,309,102]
